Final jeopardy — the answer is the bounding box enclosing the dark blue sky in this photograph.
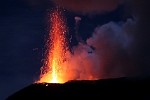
[0,0,150,99]
[0,1,47,99]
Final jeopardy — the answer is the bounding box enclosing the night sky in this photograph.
[0,0,150,99]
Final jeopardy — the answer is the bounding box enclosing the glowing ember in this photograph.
[38,8,68,83]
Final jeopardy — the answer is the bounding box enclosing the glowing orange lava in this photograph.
[38,9,68,83]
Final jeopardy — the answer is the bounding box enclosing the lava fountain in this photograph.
[37,8,68,83]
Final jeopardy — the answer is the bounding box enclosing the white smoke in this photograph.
[62,18,136,80]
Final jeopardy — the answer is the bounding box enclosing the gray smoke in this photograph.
[62,0,150,80]
[61,18,136,80]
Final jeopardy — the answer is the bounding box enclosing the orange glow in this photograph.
[38,8,68,83]
[36,8,99,84]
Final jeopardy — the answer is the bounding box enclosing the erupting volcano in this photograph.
[36,8,101,84]
[37,9,68,83]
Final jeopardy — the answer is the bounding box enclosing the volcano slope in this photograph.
[6,77,150,100]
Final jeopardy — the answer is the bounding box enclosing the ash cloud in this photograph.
[53,0,123,14]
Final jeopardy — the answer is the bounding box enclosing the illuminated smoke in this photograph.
[61,18,136,80]
[37,15,136,83]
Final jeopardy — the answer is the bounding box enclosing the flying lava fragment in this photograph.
[37,8,68,83]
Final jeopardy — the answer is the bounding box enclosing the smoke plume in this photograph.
[60,0,150,80]
[60,18,136,80]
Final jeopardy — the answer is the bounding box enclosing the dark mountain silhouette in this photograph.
[6,77,150,100]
